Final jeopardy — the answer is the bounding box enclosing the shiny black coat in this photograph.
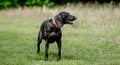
[37,11,77,61]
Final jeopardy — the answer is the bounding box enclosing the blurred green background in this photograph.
[0,0,119,9]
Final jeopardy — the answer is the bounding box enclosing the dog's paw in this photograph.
[37,50,40,54]
[44,57,48,61]
[57,57,61,61]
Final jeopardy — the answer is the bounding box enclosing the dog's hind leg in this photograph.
[37,31,42,53]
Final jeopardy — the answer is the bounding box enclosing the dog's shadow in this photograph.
[36,51,81,61]
[36,52,58,61]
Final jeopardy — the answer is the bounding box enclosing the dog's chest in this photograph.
[47,28,61,43]
[49,29,60,37]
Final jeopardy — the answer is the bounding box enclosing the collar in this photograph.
[52,18,60,29]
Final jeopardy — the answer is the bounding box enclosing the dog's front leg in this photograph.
[45,40,49,61]
[57,40,61,61]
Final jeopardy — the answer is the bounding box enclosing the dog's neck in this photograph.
[52,18,60,29]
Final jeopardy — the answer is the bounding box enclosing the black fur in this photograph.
[37,11,77,61]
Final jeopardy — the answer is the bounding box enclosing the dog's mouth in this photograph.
[67,19,76,25]
[66,16,77,25]
[68,21,74,25]
[68,17,77,25]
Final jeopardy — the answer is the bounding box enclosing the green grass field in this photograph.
[0,4,120,65]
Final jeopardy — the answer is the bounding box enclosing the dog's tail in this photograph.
[37,31,42,53]
[38,31,42,41]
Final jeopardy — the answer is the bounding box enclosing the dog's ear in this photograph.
[55,14,62,21]
[57,15,62,19]
[60,12,65,18]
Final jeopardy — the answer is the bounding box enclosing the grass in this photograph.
[0,3,120,65]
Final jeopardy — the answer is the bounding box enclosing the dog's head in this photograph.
[58,11,77,24]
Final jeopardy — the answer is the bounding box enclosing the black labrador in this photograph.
[37,11,77,61]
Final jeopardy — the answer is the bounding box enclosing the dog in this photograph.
[37,11,77,61]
